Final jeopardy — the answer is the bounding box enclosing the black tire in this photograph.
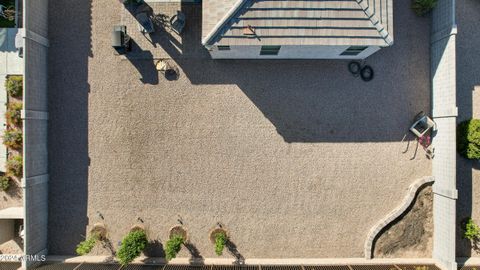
[360,65,374,82]
[348,61,361,76]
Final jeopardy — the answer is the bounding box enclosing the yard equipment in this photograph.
[0,5,15,21]
[170,11,186,34]
[112,25,131,55]
[410,111,436,138]
[136,12,155,34]
[410,111,436,158]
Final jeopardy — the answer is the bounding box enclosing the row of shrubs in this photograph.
[1,75,23,191]
[76,225,229,266]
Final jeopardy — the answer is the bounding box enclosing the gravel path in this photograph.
[48,0,432,258]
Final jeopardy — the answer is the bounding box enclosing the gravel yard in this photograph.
[48,0,432,258]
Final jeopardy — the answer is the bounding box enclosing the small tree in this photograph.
[5,102,22,127]
[0,175,10,191]
[412,0,438,16]
[117,229,148,266]
[214,231,227,256]
[165,234,184,261]
[6,155,22,177]
[458,119,480,160]
[5,76,23,98]
[76,233,100,255]
[464,218,480,241]
[3,128,23,149]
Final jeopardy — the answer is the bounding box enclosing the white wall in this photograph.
[209,45,381,59]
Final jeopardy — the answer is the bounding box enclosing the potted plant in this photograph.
[209,226,228,256]
[165,225,187,261]
[117,225,148,266]
[76,223,107,255]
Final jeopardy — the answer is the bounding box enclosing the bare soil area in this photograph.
[374,186,433,258]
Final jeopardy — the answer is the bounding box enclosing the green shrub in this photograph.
[458,119,480,160]
[6,155,22,177]
[214,232,227,256]
[0,175,10,191]
[165,234,184,261]
[3,128,22,149]
[5,102,22,127]
[5,76,23,98]
[412,0,437,16]
[464,218,480,241]
[117,229,148,266]
[76,233,99,255]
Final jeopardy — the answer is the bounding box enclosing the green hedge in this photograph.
[117,229,148,266]
[464,218,480,241]
[3,128,22,149]
[165,234,184,261]
[6,155,22,177]
[412,0,437,16]
[6,102,22,127]
[5,76,23,98]
[0,175,10,191]
[76,233,99,255]
[458,119,480,160]
[214,232,227,256]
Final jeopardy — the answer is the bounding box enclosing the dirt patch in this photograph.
[374,185,433,258]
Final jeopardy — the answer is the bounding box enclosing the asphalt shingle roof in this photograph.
[202,0,394,47]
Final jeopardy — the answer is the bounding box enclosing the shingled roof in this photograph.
[202,0,393,47]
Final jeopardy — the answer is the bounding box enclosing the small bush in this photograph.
[117,229,148,266]
[6,155,22,177]
[214,232,227,256]
[464,218,480,241]
[5,102,22,127]
[5,76,23,98]
[76,233,99,255]
[0,175,10,191]
[165,234,184,261]
[458,119,480,160]
[3,128,22,149]
[412,0,437,16]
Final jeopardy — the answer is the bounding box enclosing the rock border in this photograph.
[364,176,435,259]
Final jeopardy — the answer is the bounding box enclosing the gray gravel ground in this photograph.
[48,0,432,258]
[456,0,480,258]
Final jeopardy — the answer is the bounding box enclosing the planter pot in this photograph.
[169,225,188,242]
[90,223,107,241]
[130,224,145,233]
[209,227,228,244]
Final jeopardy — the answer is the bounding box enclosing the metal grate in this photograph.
[395,265,441,270]
[304,266,350,270]
[0,262,22,270]
[459,266,480,270]
[163,265,212,270]
[77,263,123,270]
[261,266,303,270]
[29,263,446,270]
[32,263,80,270]
[123,265,162,270]
[350,265,398,270]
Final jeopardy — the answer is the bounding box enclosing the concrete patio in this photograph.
[48,0,432,259]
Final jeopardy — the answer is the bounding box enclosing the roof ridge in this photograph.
[202,0,250,47]
[354,0,393,46]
